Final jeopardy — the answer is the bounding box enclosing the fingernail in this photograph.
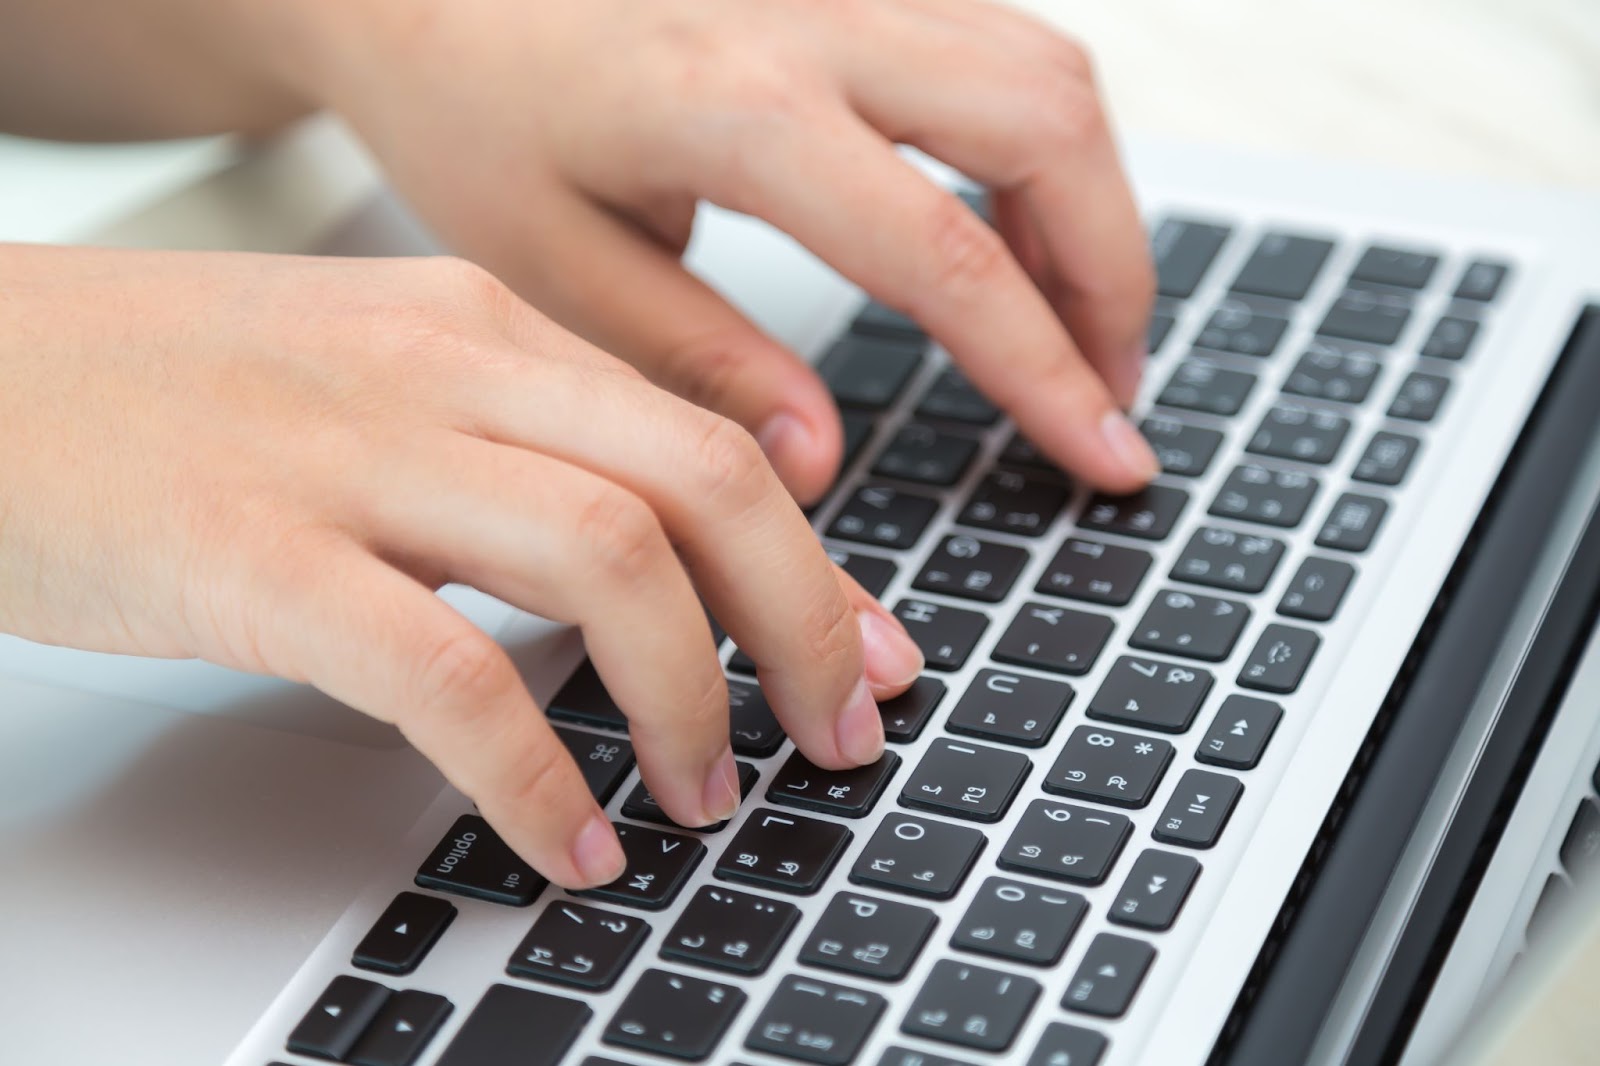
[572,814,627,886]
[757,412,814,477]
[703,746,742,822]
[835,677,885,765]
[1100,410,1161,483]
[859,608,924,688]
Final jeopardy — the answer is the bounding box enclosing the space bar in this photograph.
[435,984,592,1066]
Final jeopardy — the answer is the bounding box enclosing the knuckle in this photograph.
[575,486,669,587]
[798,584,859,674]
[413,626,516,714]
[658,329,751,414]
[1040,31,1095,81]
[500,734,583,813]
[431,256,519,326]
[688,412,773,512]
[924,196,1011,295]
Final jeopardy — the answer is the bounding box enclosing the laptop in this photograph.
[2,125,1599,1066]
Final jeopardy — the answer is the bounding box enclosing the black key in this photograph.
[946,669,1073,748]
[1196,695,1283,770]
[1153,770,1244,848]
[621,761,759,832]
[1080,483,1191,541]
[347,990,453,1066]
[880,676,947,743]
[579,823,704,910]
[879,1048,977,1066]
[1209,463,1320,528]
[999,433,1057,472]
[1152,218,1231,299]
[549,660,628,731]
[873,424,980,487]
[1246,404,1350,465]
[745,974,887,1066]
[1283,342,1382,405]
[353,892,457,976]
[287,976,392,1062]
[1194,299,1290,358]
[416,815,546,907]
[1560,799,1600,882]
[1454,260,1509,302]
[1171,526,1285,594]
[952,876,1087,967]
[1027,1023,1108,1066]
[1278,556,1356,622]
[902,959,1041,1053]
[661,885,801,975]
[853,301,923,340]
[604,968,747,1061]
[958,470,1069,537]
[893,599,989,671]
[1000,800,1131,885]
[1086,655,1214,734]
[851,813,986,899]
[1315,492,1389,553]
[1036,537,1152,606]
[1388,371,1451,422]
[913,534,1031,603]
[1239,624,1320,694]
[1350,244,1438,290]
[1148,310,1178,354]
[508,902,649,991]
[717,810,852,894]
[900,738,1030,822]
[1129,589,1250,663]
[1231,232,1334,302]
[826,547,898,599]
[1352,431,1421,487]
[1318,288,1412,346]
[1046,726,1174,808]
[728,678,786,757]
[1155,360,1257,417]
[819,334,924,410]
[436,984,590,1066]
[799,892,938,980]
[828,485,939,550]
[1061,934,1156,1018]
[993,603,1115,676]
[840,411,876,473]
[1108,851,1201,932]
[1141,416,1224,478]
[1420,315,1480,361]
[557,728,637,804]
[917,367,1001,426]
[769,751,902,818]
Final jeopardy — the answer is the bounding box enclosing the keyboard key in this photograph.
[946,669,1073,748]
[839,411,876,474]
[851,813,986,899]
[556,728,637,804]
[549,660,628,731]
[1156,360,1257,417]
[1129,589,1251,663]
[1231,232,1334,301]
[952,876,1087,966]
[999,433,1057,471]
[1388,370,1451,421]
[1108,850,1202,932]
[622,762,759,832]
[604,968,747,1061]
[717,810,852,894]
[507,902,650,991]
[993,603,1115,676]
[745,974,887,1066]
[435,985,591,1066]
[1315,492,1389,553]
[1560,800,1600,882]
[1027,1023,1108,1066]
[902,959,1041,1053]
[1153,218,1231,298]
[1141,416,1224,478]
[1087,654,1214,734]
[917,367,1001,426]
[416,815,546,907]
[852,301,923,340]
[1148,310,1177,353]
[1000,800,1131,885]
[287,976,393,1062]
[1352,431,1421,487]
[879,1049,976,1066]
[1080,483,1191,541]
[913,534,1030,603]
[1420,315,1480,361]
[873,423,979,486]
[1196,695,1283,770]
[1153,770,1244,848]
[819,334,924,410]
[1238,624,1320,694]
[900,738,1031,822]
[579,823,705,909]
[799,892,938,980]
[1195,299,1289,357]
[1246,404,1350,465]
[1171,526,1285,594]
[1283,342,1382,405]
[1209,463,1320,528]
[728,678,786,757]
[1350,244,1439,290]
[1036,537,1152,606]
[958,470,1068,537]
[1062,934,1156,1018]
[828,485,939,550]
[353,892,457,976]
[661,885,800,975]
[347,990,453,1066]
[826,547,898,599]
[1318,288,1412,346]
[1278,557,1356,621]
[880,676,947,742]
[1454,260,1510,302]
[1046,726,1174,807]
[769,751,902,818]
[893,599,989,671]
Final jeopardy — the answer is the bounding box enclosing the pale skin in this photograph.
[0,0,1157,888]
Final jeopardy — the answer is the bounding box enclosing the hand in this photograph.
[0,245,923,886]
[271,0,1160,504]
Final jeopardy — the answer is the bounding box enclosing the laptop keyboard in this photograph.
[260,209,1517,1066]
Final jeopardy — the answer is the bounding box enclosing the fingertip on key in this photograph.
[835,676,887,766]
[571,812,627,887]
[1100,409,1162,487]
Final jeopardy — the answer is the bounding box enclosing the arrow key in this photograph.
[353,891,457,976]
[1062,934,1156,1018]
[1107,850,1201,932]
[286,975,392,1062]
[347,989,454,1066]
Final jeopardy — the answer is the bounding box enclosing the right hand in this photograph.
[0,244,925,887]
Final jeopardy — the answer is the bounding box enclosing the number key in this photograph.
[1087,655,1213,734]
[1171,526,1285,594]
[1000,801,1131,886]
[951,877,1088,966]
[1045,726,1174,808]
[1129,590,1251,663]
